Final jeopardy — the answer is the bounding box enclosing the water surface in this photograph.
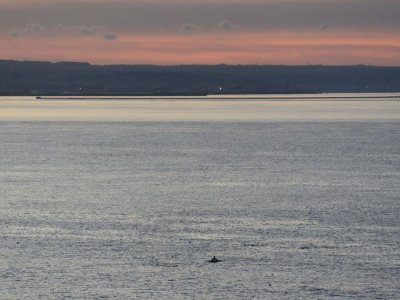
[1,94,399,121]
[0,95,399,299]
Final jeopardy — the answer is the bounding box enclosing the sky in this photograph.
[0,0,399,65]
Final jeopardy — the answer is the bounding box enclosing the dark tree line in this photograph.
[1,60,400,95]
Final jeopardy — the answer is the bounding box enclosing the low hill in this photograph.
[1,60,400,95]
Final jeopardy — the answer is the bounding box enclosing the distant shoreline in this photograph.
[33,94,400,101]
[2,60,400,96]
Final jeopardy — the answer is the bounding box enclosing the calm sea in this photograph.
[0,94,399,299]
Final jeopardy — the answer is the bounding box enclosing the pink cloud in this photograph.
[1,30,399,65]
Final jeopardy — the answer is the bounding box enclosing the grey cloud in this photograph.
[178,20,239,35]
[11,23,47,37]
[102,33,117,40]
[216,20,239,31]
[56,25,105,36]
[10,23,117,40]
[320,24,329,31]
[178,23,202,34]
[75,26,99,36]
[1,0,400,33]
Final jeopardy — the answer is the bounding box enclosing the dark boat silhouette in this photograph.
[208,256,220,263]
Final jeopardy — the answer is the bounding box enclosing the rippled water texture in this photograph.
[1,94,400,121]
[0,95,399,299]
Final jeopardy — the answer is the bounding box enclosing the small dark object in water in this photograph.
[208,256,220,263]
[300,245,311,250]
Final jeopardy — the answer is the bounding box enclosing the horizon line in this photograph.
[1,58,400,68]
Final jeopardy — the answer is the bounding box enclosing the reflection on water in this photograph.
[0,94,399,299]
[0,94,399,121]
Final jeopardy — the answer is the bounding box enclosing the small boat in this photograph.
[208,256,220,263]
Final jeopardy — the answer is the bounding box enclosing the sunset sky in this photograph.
[0,0,399,65]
